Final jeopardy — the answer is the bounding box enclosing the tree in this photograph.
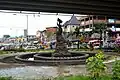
[46,31,55,40]
[73,27,80,38]
[73,27,81,49]
[3,35,10,38]
[66,27,81,49]
[93,23,106,33]
[92,23,106,49]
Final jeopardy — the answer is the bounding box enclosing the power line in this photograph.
[0,10,89,17]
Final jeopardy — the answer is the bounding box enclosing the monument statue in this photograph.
[53,18,71,57]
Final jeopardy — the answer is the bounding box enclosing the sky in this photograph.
[0,12,74,38]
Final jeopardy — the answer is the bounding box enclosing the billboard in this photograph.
[24,29,27,37]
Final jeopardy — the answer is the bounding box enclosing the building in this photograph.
[63,15,80,40]
[78,15,120,48]
[27,35,36,41]
[45,27,57,41]
[79,15,120,31]
[46,27,57,33]
[79,15,120,41]
[63,15,80,33]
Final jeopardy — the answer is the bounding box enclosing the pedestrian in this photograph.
[50,42,53,49]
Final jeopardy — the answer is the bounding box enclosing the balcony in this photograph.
[80,19,106,26]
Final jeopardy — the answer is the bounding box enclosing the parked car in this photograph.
[24,46,37,50]
[88,40,103,49]
[0,46,5,50]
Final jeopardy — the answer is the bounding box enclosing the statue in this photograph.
[56,18,62,35]
[53,18,71,57]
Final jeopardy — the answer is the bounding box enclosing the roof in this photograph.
[63,15,80,26]
[46,27,57,29]
[63,21,69,27]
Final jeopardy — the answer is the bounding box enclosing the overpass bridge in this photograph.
[0,0,120,17]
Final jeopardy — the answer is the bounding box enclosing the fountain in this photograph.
[0,18,95,66]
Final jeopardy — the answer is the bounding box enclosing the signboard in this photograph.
[111,26,116,31]
[108,19,115,23]
[24,29,27,37]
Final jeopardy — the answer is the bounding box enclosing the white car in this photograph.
[24,46,37,50]
[88,40,103,49]
[0,46,5,50]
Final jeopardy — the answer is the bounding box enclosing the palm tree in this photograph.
[66,27,81,49]
[73,27,81,49]
[73,27,81,37]
[92,23,106,49]
[72,27,83,49]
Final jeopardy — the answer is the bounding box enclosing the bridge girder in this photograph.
[0,0,120,17]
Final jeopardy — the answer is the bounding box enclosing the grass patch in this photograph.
[55,75,111,80]
[0,76,14,80]
[0,50,9,54]
[0,75,112,80]
[58,75,89,80]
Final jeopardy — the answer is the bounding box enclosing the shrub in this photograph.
[112,59,120,80]
[86,51,107,80]
[0,76,13,80]
[16,48,26,52]
[114,47,120,52]
[0,50,8,54]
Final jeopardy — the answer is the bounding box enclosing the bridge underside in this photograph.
[0,0,120,17]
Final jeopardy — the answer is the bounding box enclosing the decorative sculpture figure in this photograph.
[53,18,71,57]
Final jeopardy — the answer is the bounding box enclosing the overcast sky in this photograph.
[0,13,73,38]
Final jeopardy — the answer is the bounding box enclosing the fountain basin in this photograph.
[14,52,90,66]
[34,53,88,60]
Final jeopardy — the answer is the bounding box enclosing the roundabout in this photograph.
[0,19,96,66]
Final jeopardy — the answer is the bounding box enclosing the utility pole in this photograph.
[26,15,28,41]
